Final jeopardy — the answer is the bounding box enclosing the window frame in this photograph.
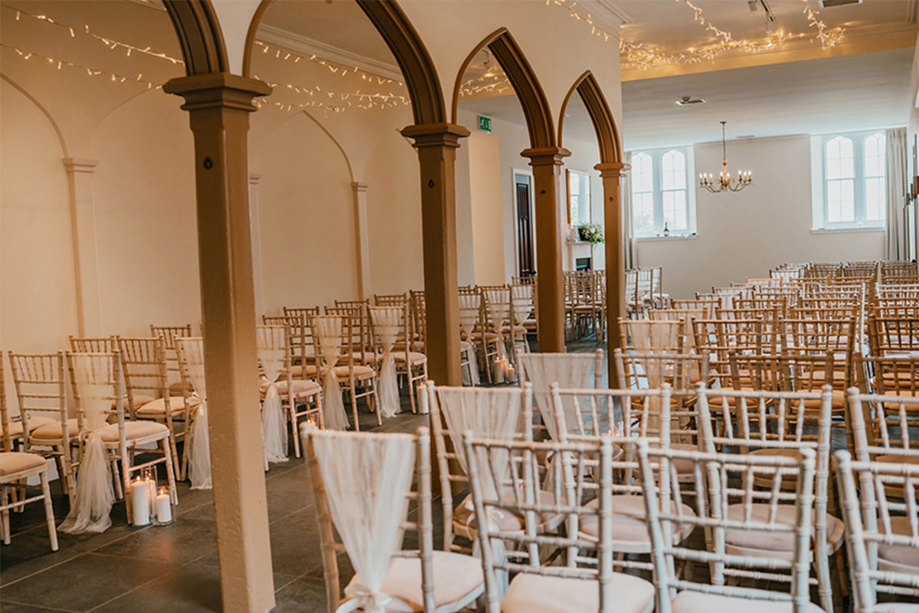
[628,146,696,238]
[811,130,887,231]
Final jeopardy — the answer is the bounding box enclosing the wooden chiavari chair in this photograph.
[150,324,193,394]
[8,351,76,502]
[369,304,427,415]
[312,314,378,431]
[325,303,375,367]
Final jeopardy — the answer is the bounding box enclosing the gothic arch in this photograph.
[162,0,229,75]
[558,70,621,163]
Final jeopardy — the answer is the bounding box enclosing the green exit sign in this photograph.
[477,115,492,133]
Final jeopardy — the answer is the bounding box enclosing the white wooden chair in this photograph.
[427,383,540,555]
[696,385,840,612]
[304,426,484,613]
[834,450,919,611]
[175,337,212,489]
[369,305,426,415]
[61,352,177,531]
[8,351,76,503]
[150,324,194,395]
[463,431,655,613]
[311,315,376,431]
[637,442,821,613]
[0,354,58,551]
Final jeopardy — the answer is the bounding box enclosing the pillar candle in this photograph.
[416,382,429,415]
[145,476,157,519]
[131,479,150,526]
[154,487,172,524]
[493,359,505,384]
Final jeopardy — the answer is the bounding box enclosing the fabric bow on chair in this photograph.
[369,307,401,419]
[257,327,289,464]
[177,338,211,489]
[314,316,350,430]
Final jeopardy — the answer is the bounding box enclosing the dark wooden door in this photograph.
[515,179,535,277]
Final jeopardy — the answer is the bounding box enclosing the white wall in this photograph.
[635,135,886,299]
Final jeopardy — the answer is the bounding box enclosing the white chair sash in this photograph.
[314,316,349,430]
[59,354,115,534]
[257,326,289,463]
[484,289,509,360]
[369,307,401,418]
[177,338,211,489]
[311,431,415,613]
[518,353,598,440]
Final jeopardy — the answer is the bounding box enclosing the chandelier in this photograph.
[699,121,752,193]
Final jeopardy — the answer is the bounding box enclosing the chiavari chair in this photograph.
[150,324,193,394]
[312,314,378,431]
[325,303,375,367]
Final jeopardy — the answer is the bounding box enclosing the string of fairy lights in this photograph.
[549,0,845,71]
[2,0,848,110]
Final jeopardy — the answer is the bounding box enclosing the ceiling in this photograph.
[614,0,918,80]
[622,47,912,150]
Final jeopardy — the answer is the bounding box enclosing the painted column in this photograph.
[163,73,275,613]
[596,161,627,387]
[248,173,266,318]
[351,181,372,300]
[400,122,469,386]
[522,146,571,353]
[63,157,102,336]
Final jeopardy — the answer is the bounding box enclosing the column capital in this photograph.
[163,74,272,112]
[521,146,571,166]
[63,157,99,174]
[351,182,369,193]
[400,122,470,149]
[594,161,629,178]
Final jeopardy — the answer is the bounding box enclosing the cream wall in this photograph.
[634,135,886,299]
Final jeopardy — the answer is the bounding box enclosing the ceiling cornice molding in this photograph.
[255,24,403,82]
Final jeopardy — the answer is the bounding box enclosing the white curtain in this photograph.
[311,430,415,613]
[518,353,598,440]
[314,316,350,430]
[369,307,401,418]
[887,127,908,260]
[177,338,211,489]
[257,326,289,463]
[59,354,115,534]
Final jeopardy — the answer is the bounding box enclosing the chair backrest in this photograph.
[116,336,170,417]
[8,351,69,451]
[834,450,919,611]
[256,325,290,389]
[69,335,116,353]
[615,349,708,395]
[175,337,206,399]
[619,319,683,353]
[368,305,409,358]
[639,442,817,612]
[373,293,408,307]
[517,350,603,439]
[66,351,123,434]
[457,292,483,338]
[325,304,372,365]
[463,431,616,613]
[860,355,919,398]
[427,383,533,552]
[151,324,193,386]
[649,308,703,350]
[847,388,919,459]
[409,290,426,348]
[263,314,314,370]
[510,283,535,327]
[868,314,919,357]
[305,427,437,612]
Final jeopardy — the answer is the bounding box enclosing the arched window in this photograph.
[864,132,886,221]
[629,148,695,237]
[817,131,887,229]
[630,152,654,235]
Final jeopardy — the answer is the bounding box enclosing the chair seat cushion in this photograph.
[333,365,374,379]
[350,351,376,365]
[136,396,198,416]
[393,351,426,365]
[344,550,483,612]
[0,452,47,478]
[272,379,321,398]
[124,394,155,409]
[671,590,825,613]
[100,421,168,443]
[724,504,843,552]
[872,604,919,613]
[502,571,654,613]
[287,364,319,378]
[452,490,561,535]
[800,389,847,410]
[878,515,919,570]
[31,418,80,440]
[8,416,55,437]
[168,381,193,395]
[581,495,696,545]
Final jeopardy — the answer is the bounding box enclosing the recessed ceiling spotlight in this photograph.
[676,96,706,106]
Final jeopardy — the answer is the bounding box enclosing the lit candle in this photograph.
[493,358,505,384]
[146,474,156,519]
[131,478,150,526]
[505,362,515,383]
[154,487,172,525]
[416,382,429,414]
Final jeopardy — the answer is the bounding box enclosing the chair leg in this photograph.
[54,454,73,506]
[169,430,183,482]
[290,401,301,458]
[1,487,10,545]
[161,437,178,506]
[40,472,58,552]
[349,383,360,432]
[111,457,124,500]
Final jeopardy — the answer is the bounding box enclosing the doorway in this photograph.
[514,171,535,278]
